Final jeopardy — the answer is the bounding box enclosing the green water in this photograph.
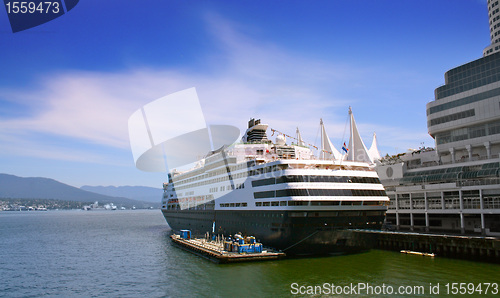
[1,210,498,297]
[177,249,499,297]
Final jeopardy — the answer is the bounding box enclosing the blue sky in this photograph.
[0,0,490,188]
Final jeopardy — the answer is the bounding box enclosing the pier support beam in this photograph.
[480,189,486,235]
[484,141,491,159]
[425,212,429,232]
[460,213,465,234]
[424,193,430,232]
[441,192,445,210]
[481,214,486,235]
[465,145,472,161]
[410,213,414,231]
[410,194,414,231]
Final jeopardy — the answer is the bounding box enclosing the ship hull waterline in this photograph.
[162,209,384,256]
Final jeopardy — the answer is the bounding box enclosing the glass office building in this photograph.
[376,1,500,236]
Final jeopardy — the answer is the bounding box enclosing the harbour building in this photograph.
[376,2,500,236]
[484,0,500,56]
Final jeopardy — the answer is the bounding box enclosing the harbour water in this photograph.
[1,210,498,297]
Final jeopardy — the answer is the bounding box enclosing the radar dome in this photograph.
[276,134,286,145]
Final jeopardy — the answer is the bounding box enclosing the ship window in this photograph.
[254,191,275,199]
[254,187,387,200]
[256,202,262,207]
[311,201,337,206]
[276,189,292,197]
[280,201,287,206]
[343,189,353,196]
[252,178,276,187]
[274,175,381,184]
[327,176,338,183]
[271,201,279,206]
[276,189,287,197]
[288,201,308,206]
[263,202,270,206]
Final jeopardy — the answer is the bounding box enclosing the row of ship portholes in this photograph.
[216,200,387,208]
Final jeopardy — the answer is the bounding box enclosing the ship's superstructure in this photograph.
[376,2,500,236]
[161,110,389,255]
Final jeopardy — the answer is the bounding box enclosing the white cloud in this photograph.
[0,13,431,165]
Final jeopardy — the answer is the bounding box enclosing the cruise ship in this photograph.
[161,109,389,255]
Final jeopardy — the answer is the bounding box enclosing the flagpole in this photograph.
[340,142,348,169]
[339,107,351,169]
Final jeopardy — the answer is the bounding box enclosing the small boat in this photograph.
[400,250,435,257]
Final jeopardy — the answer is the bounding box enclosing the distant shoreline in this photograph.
[0,198,159,211]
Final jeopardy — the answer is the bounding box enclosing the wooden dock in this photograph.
[170,234,285,263]
[353,229,500,263]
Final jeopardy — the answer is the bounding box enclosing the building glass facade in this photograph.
[376,1,500,236]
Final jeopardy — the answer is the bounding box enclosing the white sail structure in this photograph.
[296,127,305,146]
[320,119,342,160]
[346,108,372,163]
[368,132,382,162]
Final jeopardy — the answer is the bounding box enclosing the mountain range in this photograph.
[0,173,160,208]
[80,185,162,203]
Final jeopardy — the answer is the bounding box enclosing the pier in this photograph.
[170,234,285,263]
[171,230,499,263]
[354,230,500,263]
